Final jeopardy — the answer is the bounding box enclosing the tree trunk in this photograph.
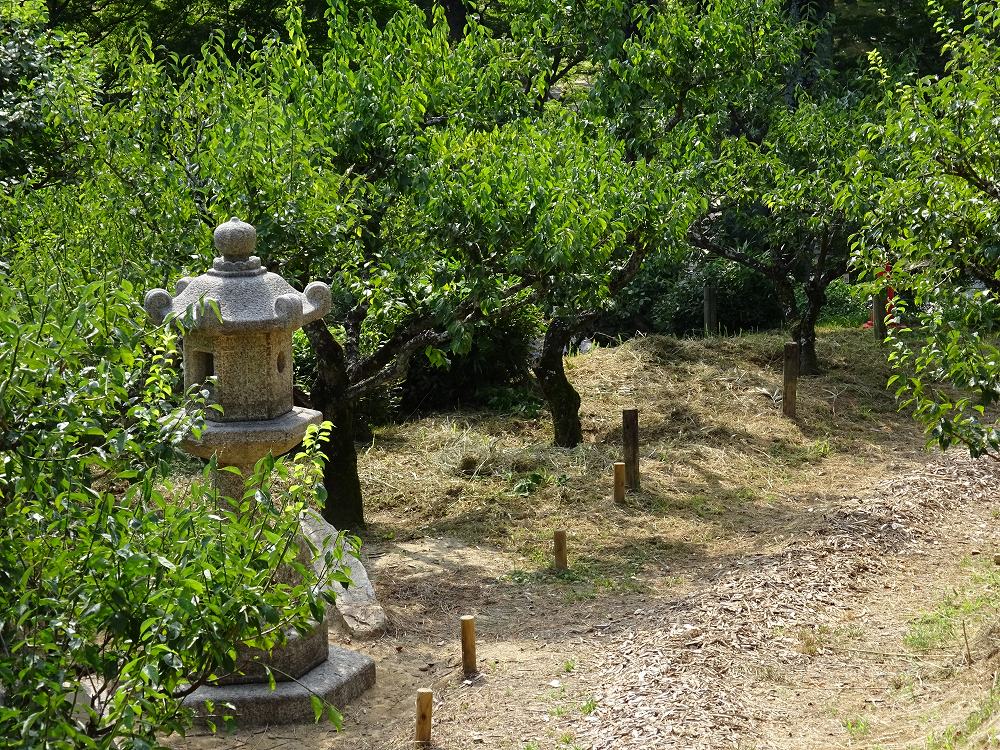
[442,0,467,41]
[798,282,826,376]
[305,321,365,531]
[533,319,582,448]
[773,276,799,329]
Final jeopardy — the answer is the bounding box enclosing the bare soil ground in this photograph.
[171,329,1000,750]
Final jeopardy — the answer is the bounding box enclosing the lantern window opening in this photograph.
[189,349,216,391]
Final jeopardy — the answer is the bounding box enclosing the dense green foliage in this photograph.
[855,2,1000,456]
[0,248,345,746]
[608,256,785,337]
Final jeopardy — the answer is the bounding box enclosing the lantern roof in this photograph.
[144,218,331,334]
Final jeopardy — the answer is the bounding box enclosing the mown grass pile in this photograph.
[356,327,926,594]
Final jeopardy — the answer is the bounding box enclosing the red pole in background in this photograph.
[862,262,894,329]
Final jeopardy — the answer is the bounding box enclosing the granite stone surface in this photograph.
[300,511,387,639]
[183,645,376,727]
[213,615,331,686]
[182,406,323,466]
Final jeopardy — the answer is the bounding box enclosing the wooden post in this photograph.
[553,530,568,571]
[872,291,888,342]
[622,408,640,491]
[415,688,433,745]
[460,615,477,677]
[613,462,625,503]
[703,285,718,335]
[782,341,799,419]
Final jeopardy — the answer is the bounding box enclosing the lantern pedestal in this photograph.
[185,407,325,466]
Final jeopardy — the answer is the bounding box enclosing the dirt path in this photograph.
[573,453,1000,749]
[173,451,1000,750]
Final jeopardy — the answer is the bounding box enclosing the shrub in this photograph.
[0,198,341,749]
[815,278,869,327]
[605,254,785,337]
[400,308,542,414]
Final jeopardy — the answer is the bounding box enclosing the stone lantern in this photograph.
[143,218,375,725]
[144,217,331,483]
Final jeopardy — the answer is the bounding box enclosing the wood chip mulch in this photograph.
[572,454,999,749]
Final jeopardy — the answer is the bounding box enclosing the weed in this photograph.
[562,585,598,603]
[808,438,832,459]
[837,623,865,642]
[796,625,833,656]
[889,671,915,693]
[581,698,598,715]
[687,493,725,517]
[511,470,549,496]
[563,659,576,673]
[482,386,544,417]
[924,686,1000,749]
[905,583,995,652]
[842,716,871,738]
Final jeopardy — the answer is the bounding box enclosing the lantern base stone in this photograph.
[300,510,387,639]
[213,615,331,686]
[183,644,375,727]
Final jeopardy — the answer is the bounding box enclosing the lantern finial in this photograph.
[213,217,257,262]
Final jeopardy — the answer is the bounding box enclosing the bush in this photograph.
[0,133,342,744]
[816,277,869,327]
[400,307,542,414]
[604,254,786,337]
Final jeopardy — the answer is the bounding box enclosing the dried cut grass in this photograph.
[359,328,927,587]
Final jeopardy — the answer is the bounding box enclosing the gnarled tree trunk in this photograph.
[304,321,365,531]
[773,275,800,329]
[533,318,582,448]
[797,283,824,376]
[772,273,823,374]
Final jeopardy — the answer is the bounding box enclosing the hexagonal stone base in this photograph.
[183,645,375,727]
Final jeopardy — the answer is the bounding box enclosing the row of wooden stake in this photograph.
[413,615,478,744]
[414,405,654,740]
[554,408,643,572]
[415,312,900,739]
[417,409,642,736]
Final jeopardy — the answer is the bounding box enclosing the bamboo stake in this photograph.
[553,530,568,571]
[613,462,625,504]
